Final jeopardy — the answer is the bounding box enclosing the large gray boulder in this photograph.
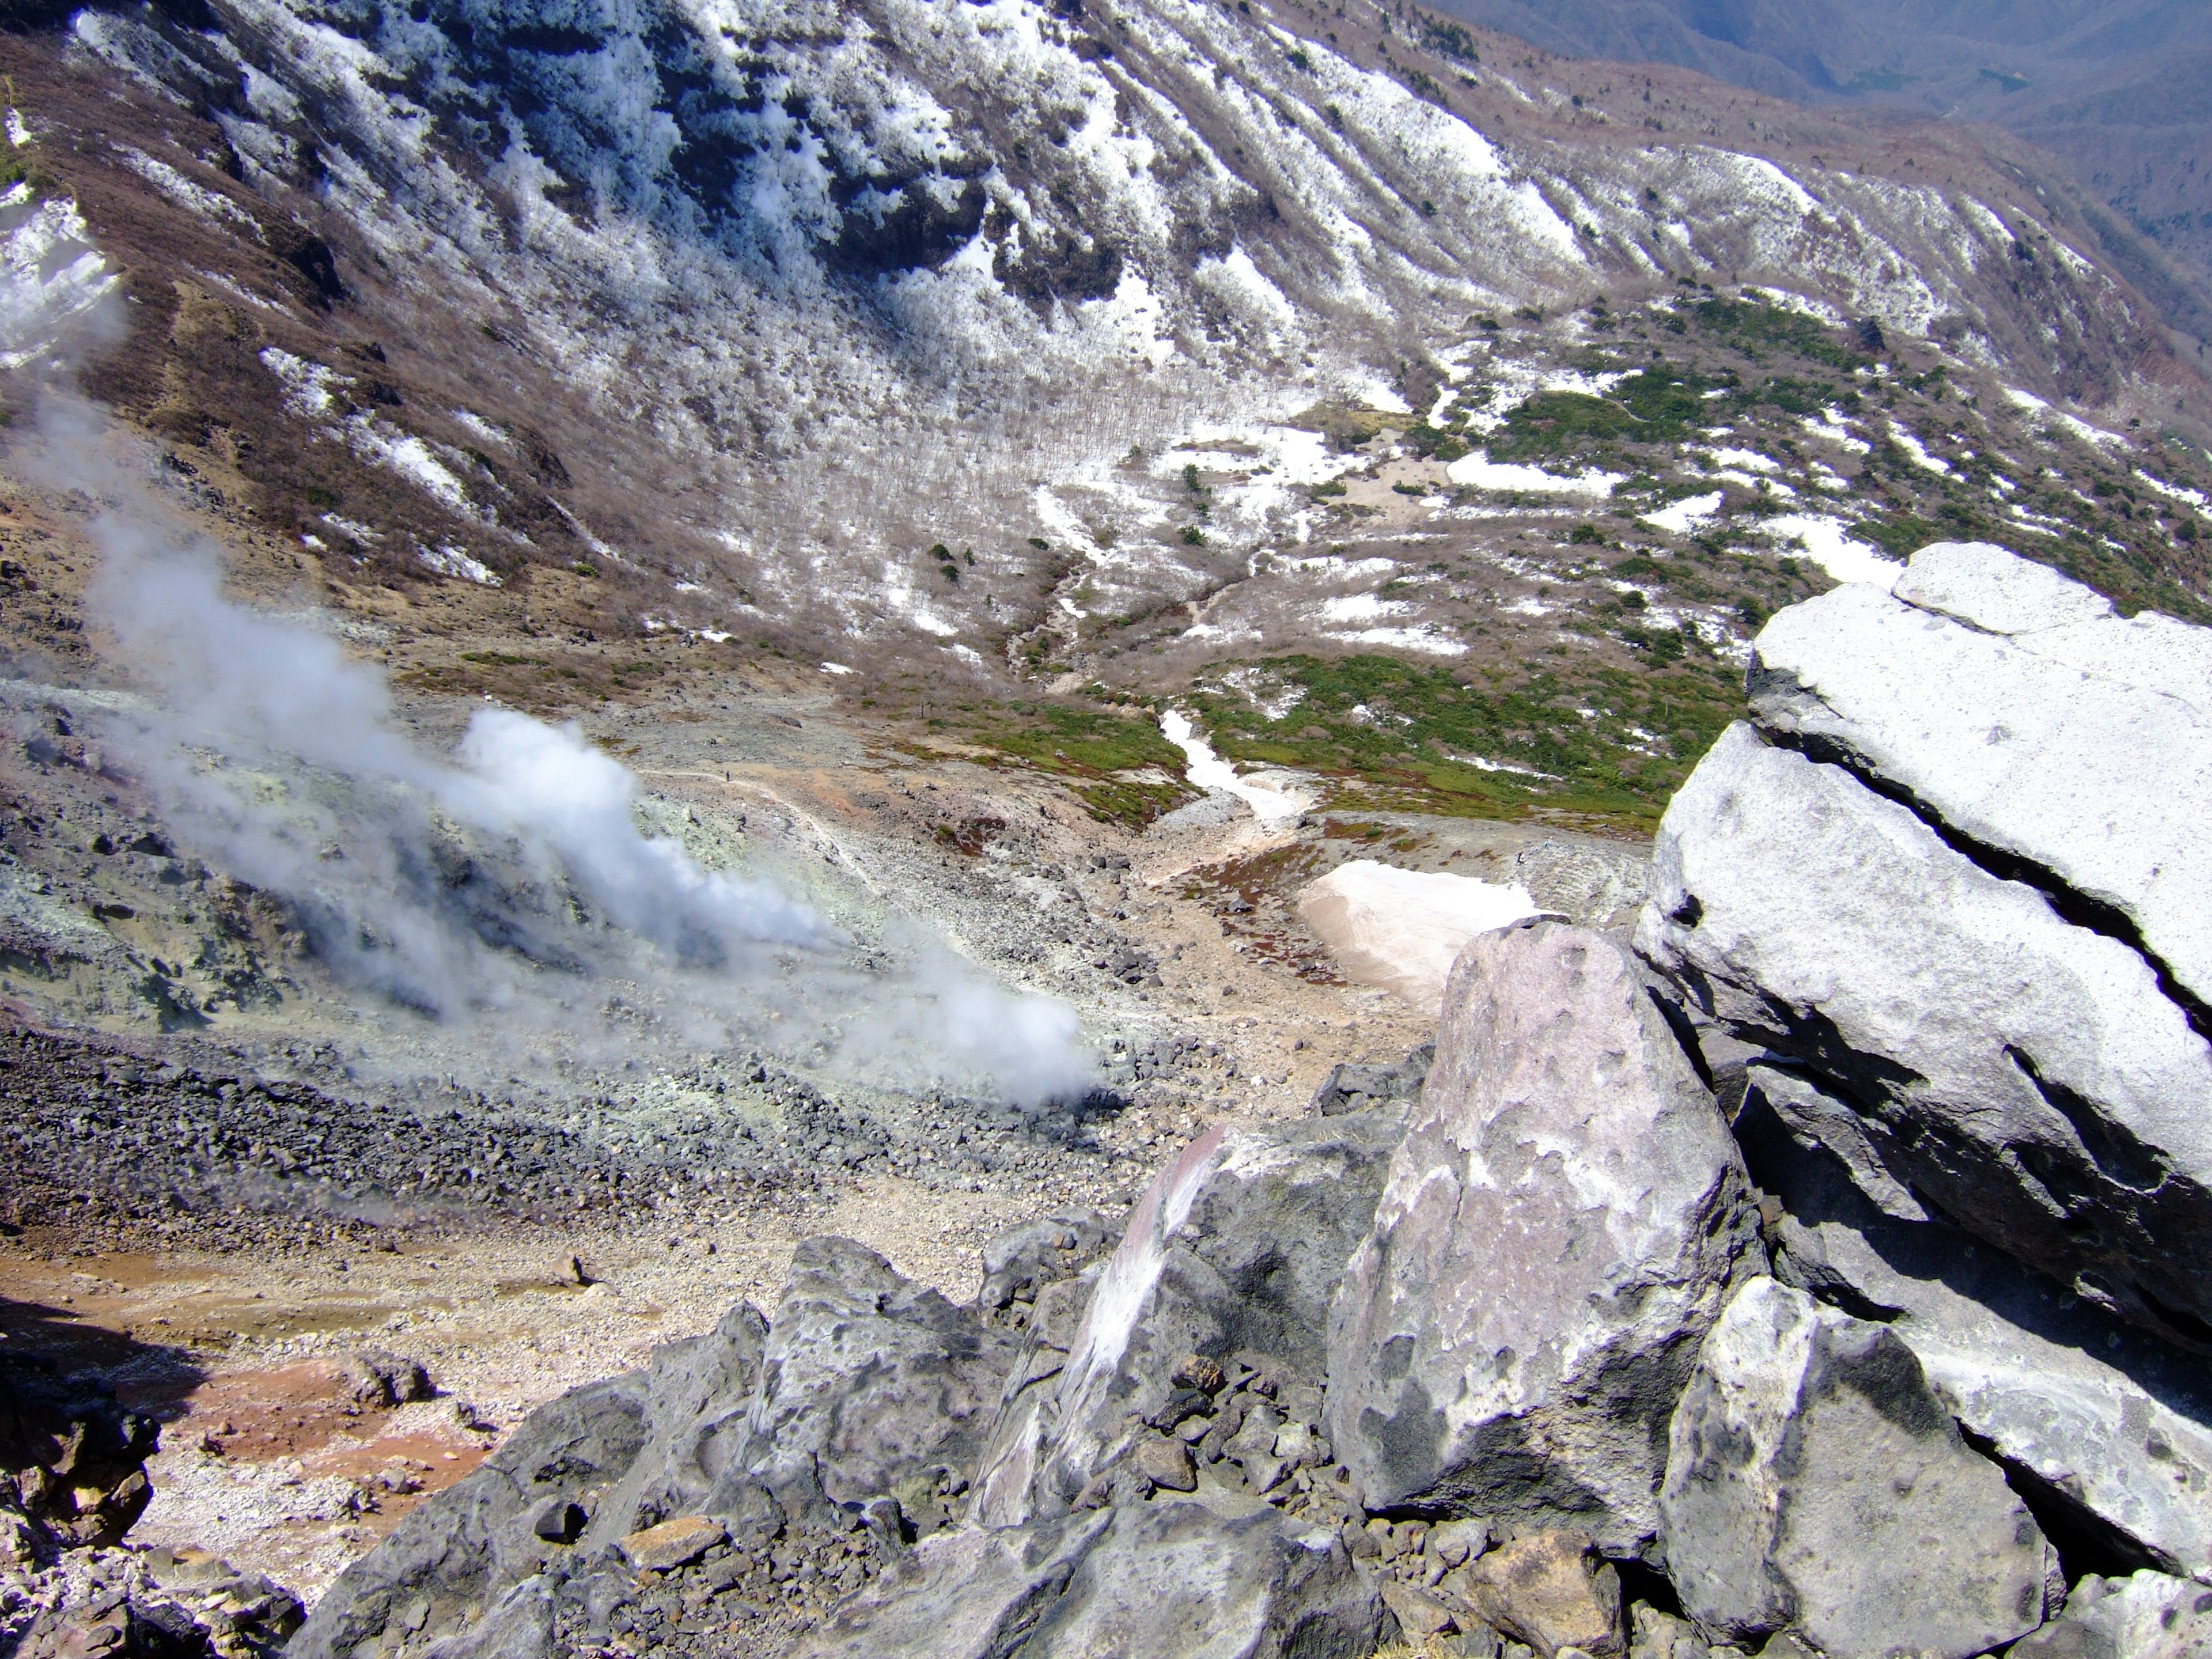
[1640,719,2212,1354]
[2013,1570,2212,1659]
[1325,921,1764,1556]
[733,1236,1023,1520]
[1751,541,2212,1007]
[972,1109,1406,1527]
[1660,1276,2052,1659]
[791,1497,1387,1659]
[1734,1069,2212,1582]
[294,1238,1020,1659]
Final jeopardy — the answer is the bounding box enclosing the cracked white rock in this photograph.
[1639,720,2212,1354]
[1749,541,2212,1009]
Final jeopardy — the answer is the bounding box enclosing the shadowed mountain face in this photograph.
[1424,0,2212,346]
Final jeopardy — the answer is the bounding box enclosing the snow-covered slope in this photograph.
[12,0,2203,669]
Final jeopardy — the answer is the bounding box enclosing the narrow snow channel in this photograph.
[1159,710,1306,824]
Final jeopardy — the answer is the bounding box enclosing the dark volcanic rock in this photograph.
[972,1109,1406,1527]
[726,1236,1022,1523]
[791,1497,1386,1659]
[293,1238,1017,1659]
[0,1353,160,1554]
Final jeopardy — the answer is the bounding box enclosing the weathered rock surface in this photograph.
[974,1109,1404,1525]
[2013,1570,2212,1659]
[973,1208,1120,1326]
[296,1238,1014,1659]
[1456,1530,1624,1658]
[2,1542,305,1659]
[1660,1276,2050,1659]
[1734,1070,2212,1582]
[1640,719,2212,1354]
[1750,541,2212,1007]
[732,1236,1022,1521]
[791,1497,1387,1659]
[1309,1044,1434,1118]
[1326,921,1763,1554]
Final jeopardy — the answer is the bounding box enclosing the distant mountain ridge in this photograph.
[1422,0,2212,348]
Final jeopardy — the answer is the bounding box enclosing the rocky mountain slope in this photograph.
[2,0,2207,715]
[120,540,2197,1659]
[1419,0,2212,347]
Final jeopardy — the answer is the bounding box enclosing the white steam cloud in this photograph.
[31,399,1096,1105]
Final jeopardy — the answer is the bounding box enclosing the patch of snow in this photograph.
[118,147,260,237]
[1332,624,1466,656]
[820,661,854,675]
[1756,513,1900,587]
[449,409,509,448]
[1318,592,1403,624]
[2135,471,2208,512]
[0,196,119,369]
[418,544,499,585]
[1641,493,1723,536]
[1297,859,1548,1012]
[1803,409,1869,452]
[1888,424,1950,475]
[1447,452,1622,496]
[320,513,380,543]
[1159,709,1306,824]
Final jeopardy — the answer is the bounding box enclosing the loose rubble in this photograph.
[16,540,2212,1659]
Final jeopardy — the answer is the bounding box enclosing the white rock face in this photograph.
[1641,719,2212,1348]
[1325,922,1762,1555]
[1660,1277,2050,1659]
[1296,859,1551,1012]
[1750,540,2212,1008]
[1736,1069,2212,1582]
[2013,1570,2212,1659]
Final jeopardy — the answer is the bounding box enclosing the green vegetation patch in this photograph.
[946,701,1198,827]
[1189,653,1744,832]
[1682,296,1870,373]
[1488,364,1725,467]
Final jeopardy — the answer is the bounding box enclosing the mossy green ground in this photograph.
[1187,653,1741,834]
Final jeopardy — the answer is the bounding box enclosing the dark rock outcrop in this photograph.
[793,1498,1387,1659]
[0,1353,160,1556]
[972,1109,1406,1528]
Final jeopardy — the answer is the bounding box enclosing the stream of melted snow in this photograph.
[1159,710,1307,825]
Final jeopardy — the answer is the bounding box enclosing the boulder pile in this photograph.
[0,1358,305,1659]
[286,543,2212,1659]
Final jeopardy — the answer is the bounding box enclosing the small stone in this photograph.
[620,1516,728,1573]
[1383,1580,1459,1638]
[1128,1434,1196,1493]
[1171,1354,1226,1395]
[1175,1414,1212,1444]
[1431,1518,1492,1568]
